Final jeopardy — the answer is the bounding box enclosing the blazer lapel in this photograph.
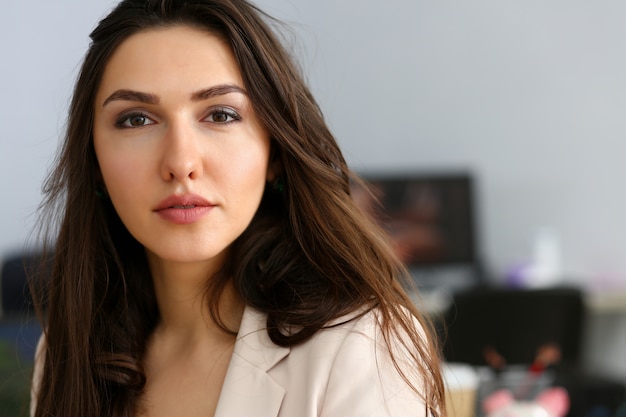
[214,307,290,417]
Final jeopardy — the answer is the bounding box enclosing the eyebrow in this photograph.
[192,84,248,101]
[102,84,247,107]
[102,90,159,107]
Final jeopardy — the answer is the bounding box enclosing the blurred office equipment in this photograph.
[352,171,482,293]
[0,252,43,417]
[441,286,625,417]
[1,252,40,316]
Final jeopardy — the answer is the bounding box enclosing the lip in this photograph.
[154,193,215,224]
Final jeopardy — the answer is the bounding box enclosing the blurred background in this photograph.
[2,0,626,414]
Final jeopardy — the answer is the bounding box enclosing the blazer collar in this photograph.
[214,306,290,417]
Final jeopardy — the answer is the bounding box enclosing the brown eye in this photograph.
[116,112,156,128]
[129,115,147,126]
[206,107,241,124]
[212,111,230,123]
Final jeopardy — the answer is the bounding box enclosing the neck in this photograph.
[146,253,245,345]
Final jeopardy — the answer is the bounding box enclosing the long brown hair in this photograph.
[32,0,446,416]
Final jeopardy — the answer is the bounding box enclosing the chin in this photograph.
[147,245,229,267]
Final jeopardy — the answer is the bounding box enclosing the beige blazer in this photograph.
[32,306,428,416]
[215,307,427,416]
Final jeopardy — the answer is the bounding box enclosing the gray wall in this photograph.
[0,1,118,255]
[267,0,626,290]
[4,0,626,284]
[2,0,626,378]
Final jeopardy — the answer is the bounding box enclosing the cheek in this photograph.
[95,142,151,203]
[235,146,271,190]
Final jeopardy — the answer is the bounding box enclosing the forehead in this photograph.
[96,25,243,103]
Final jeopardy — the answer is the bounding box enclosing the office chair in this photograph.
[440,285,624,417]
[442,286,584,368]
[0,252,43,317]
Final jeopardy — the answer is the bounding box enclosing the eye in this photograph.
[115,112,156,128]
[205,107,241,124]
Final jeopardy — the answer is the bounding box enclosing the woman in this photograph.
[31,0,446,416]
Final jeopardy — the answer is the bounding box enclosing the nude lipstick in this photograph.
[154,194,215,224]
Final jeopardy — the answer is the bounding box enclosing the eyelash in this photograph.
[115,112,154,128]
[114,108,242,129]
[206,107,242,124]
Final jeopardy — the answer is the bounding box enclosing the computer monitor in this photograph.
[352,171,481,290]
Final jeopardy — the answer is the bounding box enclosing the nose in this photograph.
[159,122,203,182]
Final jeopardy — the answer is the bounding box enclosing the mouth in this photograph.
[154,194,215,225]
[154,194,214,212]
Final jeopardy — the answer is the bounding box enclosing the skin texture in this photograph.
[94,25,272,271]
[92,25,274,416]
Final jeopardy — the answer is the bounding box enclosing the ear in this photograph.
[535,387,569,417]
[266,143,283,183]
[483,389,515,415]
[266,162,281,182]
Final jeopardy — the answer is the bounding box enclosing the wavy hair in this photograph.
[32,0,446,416]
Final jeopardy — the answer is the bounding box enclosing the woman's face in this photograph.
[93,26,273,270]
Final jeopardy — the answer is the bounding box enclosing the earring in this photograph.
[95,185,108,200]
[271,177,285,193]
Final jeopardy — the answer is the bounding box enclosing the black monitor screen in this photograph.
[351,172,478,270]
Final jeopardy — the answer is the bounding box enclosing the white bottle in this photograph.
[526,228,563,288]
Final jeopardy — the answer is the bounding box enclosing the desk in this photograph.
[585,291,626,314]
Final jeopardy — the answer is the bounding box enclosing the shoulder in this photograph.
[30,333,46,417]
[269,308,429,417]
